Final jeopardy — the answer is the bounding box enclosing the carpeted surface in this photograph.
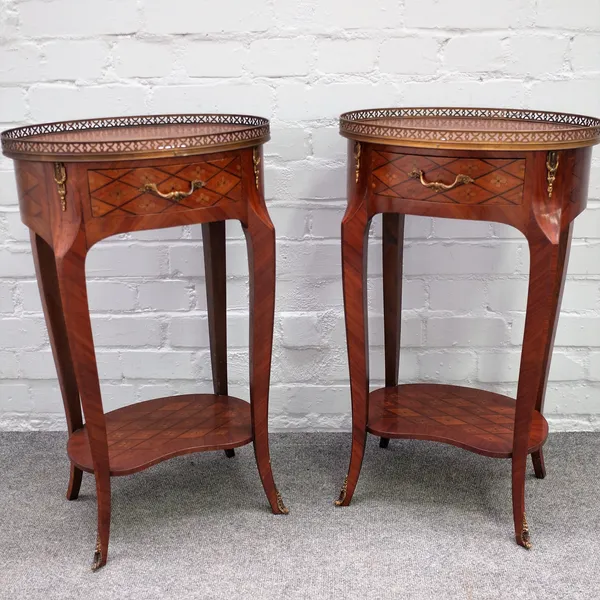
[0,432,598,599]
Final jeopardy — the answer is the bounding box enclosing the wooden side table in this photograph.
[1,114,288,570]
[334,107,600,548]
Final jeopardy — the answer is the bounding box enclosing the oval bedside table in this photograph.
[334,107,600,549]
[1,114,288,570]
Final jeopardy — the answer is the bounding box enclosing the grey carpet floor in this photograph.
[0,432,599,600]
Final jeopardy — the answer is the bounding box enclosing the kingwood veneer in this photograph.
[334,107,600,549]
[1,114,288,570]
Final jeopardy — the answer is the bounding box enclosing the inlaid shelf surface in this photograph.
[68,395,253,476]
[368,384,547,459]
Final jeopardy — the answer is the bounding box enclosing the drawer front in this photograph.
[87,155,242,217]
[371,151,525,205]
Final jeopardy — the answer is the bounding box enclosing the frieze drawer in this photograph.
[88,155,243,217]
[371,151,526,205]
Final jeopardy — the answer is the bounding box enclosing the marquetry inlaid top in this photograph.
[340,107,600,151]
[1,114,270,162]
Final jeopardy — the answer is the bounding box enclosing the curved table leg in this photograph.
[243,149,287,515]
[201,221,235,459]
[31,232,84,500]
[512,222,572,549]
[531,449,546,479]
[380,213,405,450]
[335,178,371,507]
[379,437,390,449]
[55,229,111,570]
[66,463,84,500]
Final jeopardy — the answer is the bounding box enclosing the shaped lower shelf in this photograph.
[68,394,253,476]
[367,384,548,458]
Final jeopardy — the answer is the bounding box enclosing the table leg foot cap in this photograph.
[276,490,289,515]
[334,476,349,506]
[517,514,533,549]
[91,538,106,571]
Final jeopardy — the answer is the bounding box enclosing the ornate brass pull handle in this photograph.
[140,180,204,202]
[408,168,474,193]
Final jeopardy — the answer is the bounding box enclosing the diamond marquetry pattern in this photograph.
[67,394,253,475]
[371,151,526,205]
[15,161,47,220]
[368,384,548,458]
[88,156,242,217]
[567,150,587,205]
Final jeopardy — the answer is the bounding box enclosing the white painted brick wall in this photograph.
[1,0,600,432]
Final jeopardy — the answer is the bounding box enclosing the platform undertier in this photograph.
[68,394,253,476]
[367,384,548,458]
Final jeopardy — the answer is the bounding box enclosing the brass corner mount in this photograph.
[53,162,67,211]
[354,142,361,184]
[546,151,559,198]
[253,147,261,190]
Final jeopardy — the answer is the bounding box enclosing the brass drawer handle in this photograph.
[409,168,474,193]
[140,179,204,201]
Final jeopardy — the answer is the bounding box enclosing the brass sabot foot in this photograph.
[334,476,348,507]
[276,490,289,515]
[521,513,532,550]
[91,536,105,571]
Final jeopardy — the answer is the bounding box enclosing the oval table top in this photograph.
[340,107,600,151]
[1,113,270,162]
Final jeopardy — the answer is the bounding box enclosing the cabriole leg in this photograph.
[31,232,84,500]
[531,449,546,479]
[243,147,287,515]
[66,463,84,500]
[55,229,111,570]
[380,213,405,450]
[202,221,235,459]
[335,184,371,507]
[512,222,572,549]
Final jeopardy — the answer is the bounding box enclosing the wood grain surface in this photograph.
[372,151,526,205]
[67,394,253,475]
[336,119,595,552]
[7,121,285,569]
[368,384,548,458]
